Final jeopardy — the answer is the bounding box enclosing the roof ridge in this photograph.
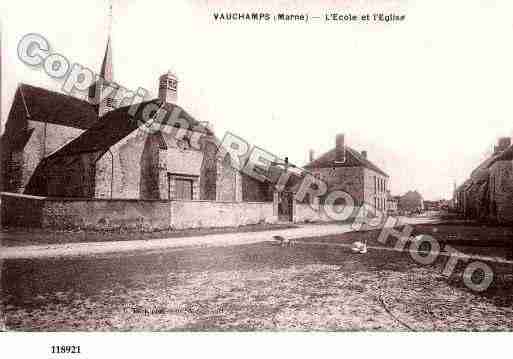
[19,83,95,107]
[305,145,388,177]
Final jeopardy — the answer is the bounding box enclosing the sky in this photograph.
[2,0,513,200]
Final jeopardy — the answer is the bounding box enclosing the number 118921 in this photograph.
[51,345,81,354]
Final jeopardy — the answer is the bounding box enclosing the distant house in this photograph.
[304,134,389,211]
[399,190,424,212]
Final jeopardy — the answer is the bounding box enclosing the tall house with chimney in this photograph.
[304,134,389,211]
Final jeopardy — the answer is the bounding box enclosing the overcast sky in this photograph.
[2,0,513,200]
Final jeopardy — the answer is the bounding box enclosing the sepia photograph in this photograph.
[0,0,512,356]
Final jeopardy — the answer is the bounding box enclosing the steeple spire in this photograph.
[99,37,113,83]
[88,0,117,117]
[100,0,113,82]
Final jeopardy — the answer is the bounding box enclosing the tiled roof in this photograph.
[47,99,213,158]
[6,84,98,131]
[304,146,388,177]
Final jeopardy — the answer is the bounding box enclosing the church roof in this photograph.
[46,99,213,158]
[304,146,388,177]
[5,84,98,133]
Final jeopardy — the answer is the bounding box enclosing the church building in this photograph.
[2,7,271,203]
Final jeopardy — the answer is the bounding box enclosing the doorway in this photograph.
[278,191,294,222]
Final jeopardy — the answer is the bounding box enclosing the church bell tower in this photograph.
[88,1,117,117]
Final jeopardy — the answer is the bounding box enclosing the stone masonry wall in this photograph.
[1,193,277,231]
[294,202,357,223]
[312,166,365,205]
[216,156,237,201]
[21,122,84,193]
[1,192,171,230]
[0,192,45,227]
[95,129,223,200]
[170,200,276,230]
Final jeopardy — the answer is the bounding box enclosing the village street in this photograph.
[0,216,434,260]
[1,218,512,331]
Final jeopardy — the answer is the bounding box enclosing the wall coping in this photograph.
[0,192,272,205]
[172,199,272,205]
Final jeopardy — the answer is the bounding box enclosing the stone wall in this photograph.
[4,122,84,193]
[170,200,276,230]
[1,192,276,231]
[1,192,171,230]
[312,166,365,205]
[0,192,46,227]
[294,202,357,223]
[216,155,238,201]
[95,130,228,201]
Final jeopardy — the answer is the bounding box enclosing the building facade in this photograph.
[3,35,268,204]
[453,137,513,224]
[487,143,513,223]
[304,134,389,211]
[1,85,98,193]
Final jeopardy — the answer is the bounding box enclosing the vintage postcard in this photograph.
[0,0,512,357]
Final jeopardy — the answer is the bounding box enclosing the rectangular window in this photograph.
[175,178,193,200]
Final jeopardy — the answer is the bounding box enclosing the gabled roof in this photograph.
[47,99,213,159]
[5,84,98,132]
[304,146,388,177]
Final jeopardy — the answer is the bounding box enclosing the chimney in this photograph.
[158,70,178,104]
[309,149,315,162]
[335,134,345,163]
[361,150,367,159]
[498,137,511,152]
